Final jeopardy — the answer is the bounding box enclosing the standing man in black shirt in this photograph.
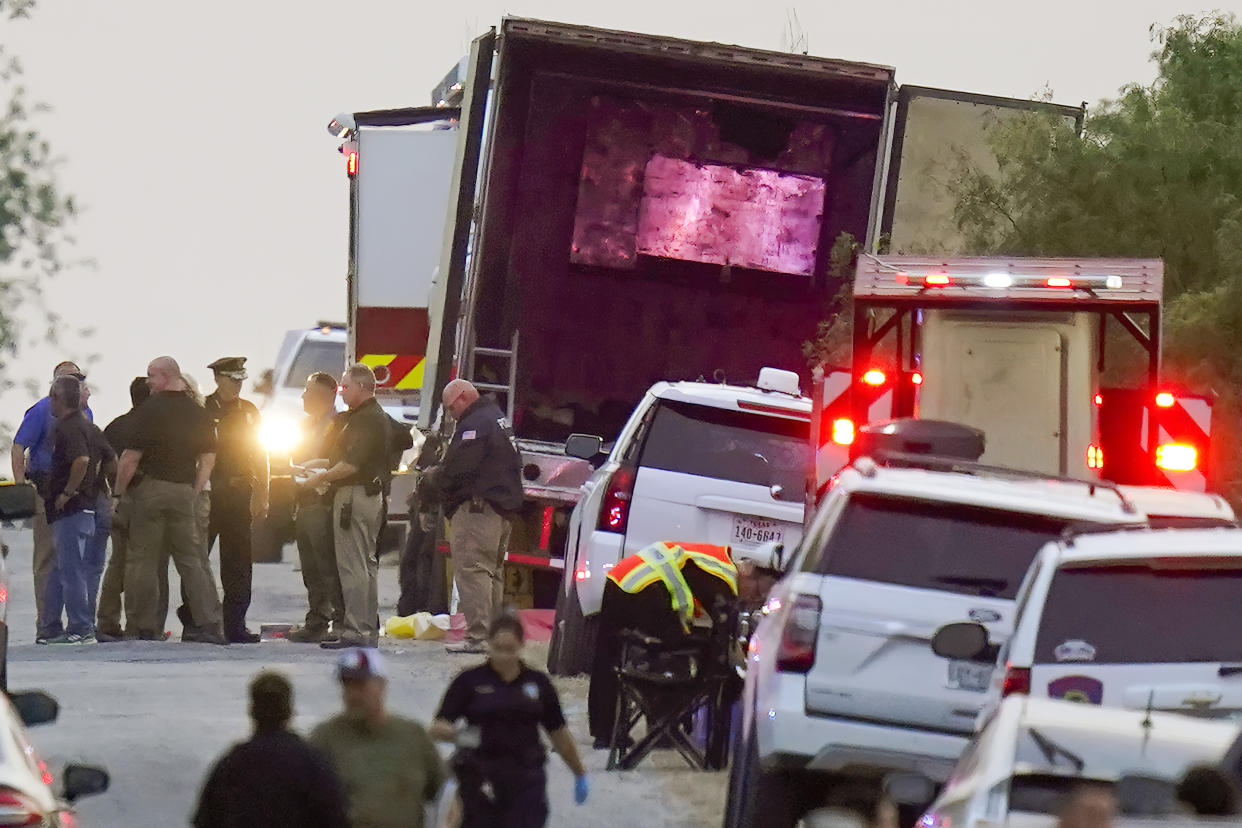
[422,379,523,654]
[299,364,389,650]
[199,357,268,643]
[96,376,150,641]
[40,375,112,645]
[288,372,345,643]
[194,671,349,828]
[114,356,225,644]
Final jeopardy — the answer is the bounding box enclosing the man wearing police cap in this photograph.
[200,356,269,643]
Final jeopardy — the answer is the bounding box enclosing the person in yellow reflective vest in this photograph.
[587,541,738,748]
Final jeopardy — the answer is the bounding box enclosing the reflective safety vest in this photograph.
[607,541,738,631]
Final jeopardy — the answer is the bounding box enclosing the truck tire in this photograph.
[724,723,809,828]
[547,580,598,676]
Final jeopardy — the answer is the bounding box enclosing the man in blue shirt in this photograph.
[10,361,93,638]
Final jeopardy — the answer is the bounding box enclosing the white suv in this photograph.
[725,456,1148,828]
[548,369,810,675]
[948,524,1242,725]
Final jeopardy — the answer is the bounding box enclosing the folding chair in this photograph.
[606,605,737,772]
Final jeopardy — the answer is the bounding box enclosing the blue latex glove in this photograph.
[574,774,589,805]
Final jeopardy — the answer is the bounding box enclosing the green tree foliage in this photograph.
[947,13,1242,499]
[0,0,78,387]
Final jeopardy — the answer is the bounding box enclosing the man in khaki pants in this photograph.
[113,356,226,643]
[424,379,523,654]
[298,364,390,650]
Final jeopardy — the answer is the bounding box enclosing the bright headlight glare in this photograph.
[260,417,301,454]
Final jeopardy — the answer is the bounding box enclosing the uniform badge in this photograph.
[461,430,477,441]
[522,682,539,701]
[1047,675,1104,705]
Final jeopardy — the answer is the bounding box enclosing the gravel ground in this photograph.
[0,526,728,827]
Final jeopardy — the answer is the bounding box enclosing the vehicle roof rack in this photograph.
[1058,521,1151,543]
[861,451,1138,515]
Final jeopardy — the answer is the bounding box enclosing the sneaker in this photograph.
[446,640,487,655]
[286,626,329,644]
[47,633,95,645]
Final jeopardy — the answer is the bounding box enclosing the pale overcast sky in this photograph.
[2,0,1227,431]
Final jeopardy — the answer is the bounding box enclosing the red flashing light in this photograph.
[1001,664,1031,697]
[1155,392,1176,408]
[538,505,554,551]
[1156,443,1198,472]
[1093,393,1103,406]
[924,274,952,286]
[346,150,358,176]
[1045,277,1072,288]
[1087,444,1104,470]
[862,369,886,386]
[574,568,589,582]
[597,466,636,533]
[911,372,923,386]
[831,418,855,446]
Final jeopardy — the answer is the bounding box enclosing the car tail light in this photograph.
[831,418,855,446]
[1001,664,1030,697]
[0,786,45,826]
[596,466,636,534]
[1155,392,1176,408]
[1045,277,1072,288]
[775,594,822,673]
[924,274,952,286]
[1156,443,1198,472]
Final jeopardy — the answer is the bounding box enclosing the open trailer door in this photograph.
[421,28,497,429]
[880,85,1083,254]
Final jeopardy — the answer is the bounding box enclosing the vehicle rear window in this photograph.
[1034,563,1242,664]
[284,340,346,388]
[638,400,808,499]
[809,494,1068,599]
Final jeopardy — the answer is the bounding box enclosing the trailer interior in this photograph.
[468,22,894,444]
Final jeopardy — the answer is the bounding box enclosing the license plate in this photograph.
[732,515,785,547]
[947,660,992,692]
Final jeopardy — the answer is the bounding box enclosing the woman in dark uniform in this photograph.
[431,614,589,827]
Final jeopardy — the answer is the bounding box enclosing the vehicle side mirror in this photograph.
[931,622,992,662]
[62,764,110,803]
[885,771,938,807]
[9,691,59,727]
[564,434,603,461]
[0,483,37,522]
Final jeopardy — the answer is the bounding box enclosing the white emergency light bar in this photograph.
[855,256,1163,304]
